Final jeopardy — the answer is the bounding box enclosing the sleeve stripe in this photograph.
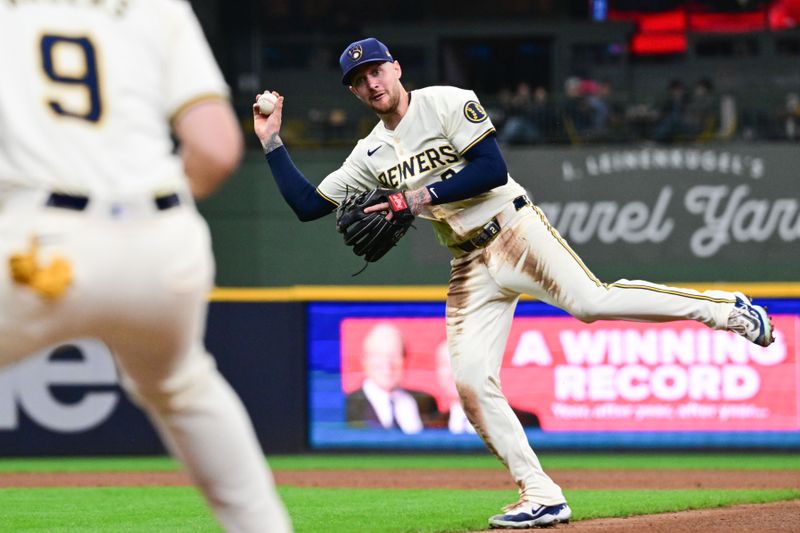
[169,93,229,125]
[459,128,496,156]
[316,188,339,206]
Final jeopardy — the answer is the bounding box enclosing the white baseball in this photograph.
[257,92,277,115]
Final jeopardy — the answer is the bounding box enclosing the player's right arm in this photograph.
[175,100,244,200]
[253,92,336,221]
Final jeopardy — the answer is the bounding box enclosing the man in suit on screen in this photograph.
[346,322,438,433]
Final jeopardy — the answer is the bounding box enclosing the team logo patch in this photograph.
[348,44,363,61]
[463,101,488,123]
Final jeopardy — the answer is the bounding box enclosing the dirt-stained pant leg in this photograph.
[445,202,742,505]
[495,205,737,328]
[446,249,567,506]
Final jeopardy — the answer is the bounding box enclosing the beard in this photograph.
[368,89,400,115]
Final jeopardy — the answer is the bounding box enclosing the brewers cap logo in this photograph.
[463,101,488,123]
[348,44,363,62]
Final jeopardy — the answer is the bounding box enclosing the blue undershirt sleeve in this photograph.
[424,135,508,205]
[264,146,336,221]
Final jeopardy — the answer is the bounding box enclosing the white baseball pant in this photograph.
[0,190,291,533]
[446,200,738,505]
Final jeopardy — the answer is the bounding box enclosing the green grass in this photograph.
[0,486,797,533]
[1,455,798,532]
[286,488,800,533]
[1,453,799,472]
[0,487,217,533]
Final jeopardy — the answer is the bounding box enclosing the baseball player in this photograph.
[0,2,291,532]
[253,37,774,529]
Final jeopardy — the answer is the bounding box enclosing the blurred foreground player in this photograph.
[0,1,291,531]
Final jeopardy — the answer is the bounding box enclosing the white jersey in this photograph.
[318,86,527,246]
[0,0,228,198]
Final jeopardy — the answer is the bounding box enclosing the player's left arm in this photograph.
[368,135,507,216]
[422,135,507,205]
[396,91,509,214]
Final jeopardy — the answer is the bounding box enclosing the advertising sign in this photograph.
[310,300,800,450]
[340,316,799,432]
[0,302,306,456]
[506,144,800,282]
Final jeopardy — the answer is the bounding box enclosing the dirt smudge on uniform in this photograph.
[447,254,481,336]
[497,224,562,303]
[457,383,508,470]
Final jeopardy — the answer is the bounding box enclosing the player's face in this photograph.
[349,61,403,115]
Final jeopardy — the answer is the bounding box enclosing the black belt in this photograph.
[46,192,181,211]
[456,195,531,253]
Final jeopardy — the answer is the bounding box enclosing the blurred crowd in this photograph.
[270,79,800,148]
[490,77,800,146]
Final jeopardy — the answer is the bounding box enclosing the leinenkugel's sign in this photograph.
[504,144,799,281]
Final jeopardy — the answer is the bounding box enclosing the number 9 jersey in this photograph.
[0,0,229,197]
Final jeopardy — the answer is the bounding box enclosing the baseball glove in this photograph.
[336,188,415,264]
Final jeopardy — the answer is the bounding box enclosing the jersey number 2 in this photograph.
[40,35,103,123]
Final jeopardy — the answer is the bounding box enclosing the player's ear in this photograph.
[348,85,371,106]
[392,60,402,79]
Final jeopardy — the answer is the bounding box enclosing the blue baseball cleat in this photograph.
[489,502,572,529]
[727,292,774,347]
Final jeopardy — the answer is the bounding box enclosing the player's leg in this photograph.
[0,206,89,367]
[0,275,58,367]
[104,213,291,533]
[116,342,291,533]
[488,204,771,346]
[447,252,569,526]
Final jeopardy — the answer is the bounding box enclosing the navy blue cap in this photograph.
[339,37,394,85]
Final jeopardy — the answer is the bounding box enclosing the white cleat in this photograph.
[727,292,774,347]
[489,502,572,529]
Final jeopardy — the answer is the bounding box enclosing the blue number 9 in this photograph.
[40,35,102,122]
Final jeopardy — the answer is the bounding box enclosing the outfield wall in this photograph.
[200,143,799,286]
[0,302,306,456]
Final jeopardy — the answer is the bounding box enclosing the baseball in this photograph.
[257,92,277,115]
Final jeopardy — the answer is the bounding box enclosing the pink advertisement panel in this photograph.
[341,316,800,431]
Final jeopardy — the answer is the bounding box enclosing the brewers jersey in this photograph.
[317,86,528,246]
[0,0,228,197]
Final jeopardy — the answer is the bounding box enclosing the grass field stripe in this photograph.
[0,485,797,533]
